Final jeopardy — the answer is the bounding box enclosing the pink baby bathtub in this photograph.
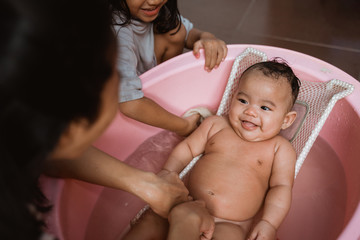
[42,45,360,240]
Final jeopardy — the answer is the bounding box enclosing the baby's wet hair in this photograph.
[242,58,301,106]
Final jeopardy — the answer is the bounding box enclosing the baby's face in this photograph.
[126,0,167,23]
[228,70,295,142]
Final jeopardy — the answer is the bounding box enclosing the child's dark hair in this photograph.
[110,0,182,34]
[242,58,301,106]
[0,0,113,238]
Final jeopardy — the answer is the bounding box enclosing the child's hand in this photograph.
[177,112,201,137]
[193,32,227,72]
[247,219,277,240]
[179,107,213,137]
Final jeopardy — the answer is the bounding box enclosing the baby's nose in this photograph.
[244,106,258,117]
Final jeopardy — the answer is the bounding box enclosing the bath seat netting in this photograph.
[133,47,354,222]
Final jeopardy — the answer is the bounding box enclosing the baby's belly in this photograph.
[187,157,268,221]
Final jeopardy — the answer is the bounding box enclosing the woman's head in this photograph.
[110,0,181,34]
[0,0,115,238]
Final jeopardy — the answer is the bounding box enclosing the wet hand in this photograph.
[193,33,227,72]
[146,170,189,218]
[177,112,202,137]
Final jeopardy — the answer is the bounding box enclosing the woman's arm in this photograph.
[43,146,189,218]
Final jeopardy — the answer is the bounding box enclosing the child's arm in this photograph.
[185,28,228,72]
[162,116,216,173]
[118,97,201,136]
[248,138,296,240]
[43,146,189,218]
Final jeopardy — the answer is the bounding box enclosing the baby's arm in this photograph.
[163,116,216,173]
[185,28,227,72]
[119,97,201,137]
[248,138,296,240]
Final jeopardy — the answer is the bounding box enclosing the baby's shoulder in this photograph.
[202,115,227,127]
[273,135,296,156]
[201,115,228,134]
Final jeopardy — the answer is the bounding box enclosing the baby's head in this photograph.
[228,59,301,142]
[243,59,300,109]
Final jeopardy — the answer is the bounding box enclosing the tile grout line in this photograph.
[235,0,257,32]
[253,33,360,53]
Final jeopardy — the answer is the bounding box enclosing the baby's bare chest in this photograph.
[204,130,276,171]
[188,131,278,220]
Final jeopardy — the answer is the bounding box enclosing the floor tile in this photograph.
[179,0,360,81]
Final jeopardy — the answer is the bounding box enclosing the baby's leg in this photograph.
[212,218,252,240]
[212,222,247,240]
[121,210,168,240]
[154,23,187,64]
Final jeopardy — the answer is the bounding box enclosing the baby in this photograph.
[123,59,300,240]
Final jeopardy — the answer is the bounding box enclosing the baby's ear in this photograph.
[281,111,297,130]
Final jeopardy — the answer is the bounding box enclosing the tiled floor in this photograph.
[179,0,360,81]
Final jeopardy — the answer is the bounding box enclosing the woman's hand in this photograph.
[142,170,189,218]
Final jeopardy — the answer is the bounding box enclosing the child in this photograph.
[125,59,300,240]
[110,0,228,136]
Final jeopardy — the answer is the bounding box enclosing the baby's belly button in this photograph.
[200,189,220,200]
[207,190,215,196]
[189,186,216,199]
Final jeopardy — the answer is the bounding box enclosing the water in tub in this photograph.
[84,131,346,240]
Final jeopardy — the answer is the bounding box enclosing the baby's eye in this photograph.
[261,106,271,111]
[238,99,247,104]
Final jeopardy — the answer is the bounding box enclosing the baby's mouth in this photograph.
[241,120,258,130]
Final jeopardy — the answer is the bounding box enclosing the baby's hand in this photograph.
[247,219,277,240]
[193,33,227,72]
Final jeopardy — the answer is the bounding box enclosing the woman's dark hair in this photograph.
[242,58,301,106]
[109,0,182,34]
[0,0,113,238]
